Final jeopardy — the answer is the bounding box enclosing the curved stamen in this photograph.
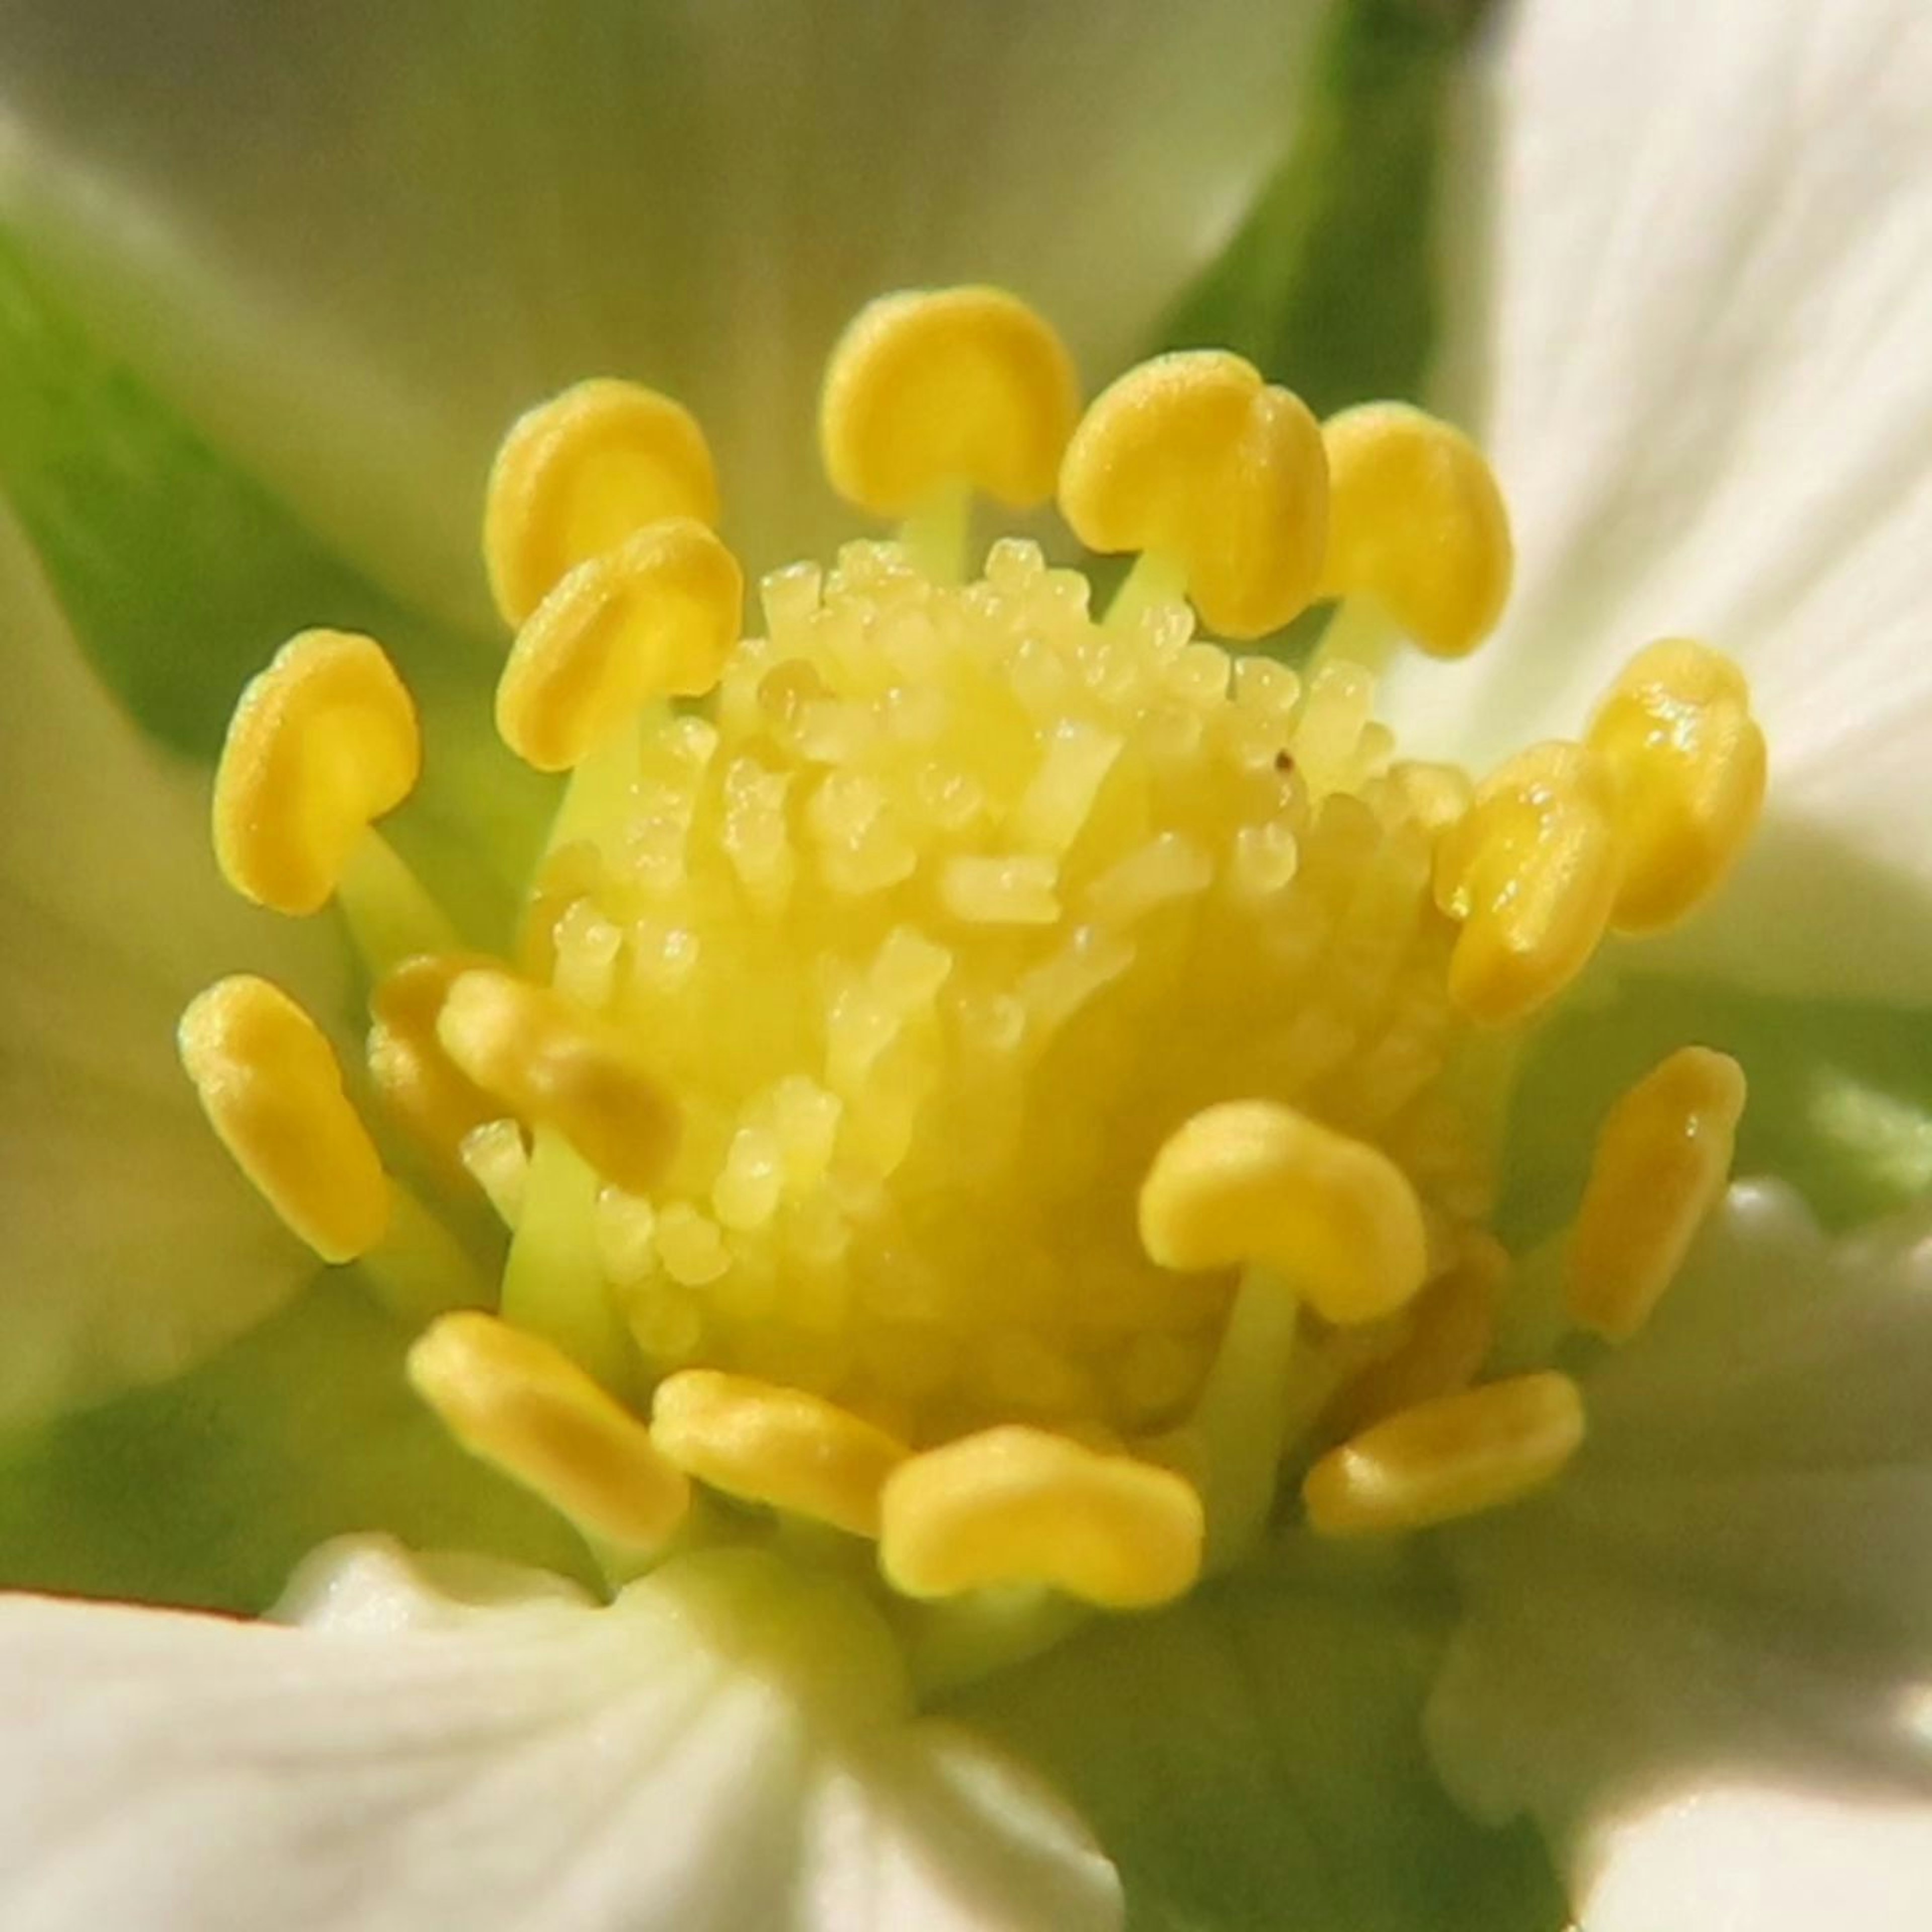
[485,378,719,627]
[879,1425,1203,1608]
[1139,1099,1429,1326]
[1058,349,1328,639]
[1567,1046,1745,1341]
[1303,1371,1584,1536]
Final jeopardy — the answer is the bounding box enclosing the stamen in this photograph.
[1566,1046,1745,1341]
[212,629,423,920]
[1058,350,1327,639]
[495,518,743,772]
[178,975,390,1263]
[878,1425,1203,1608]
[1588,639,1766,932]
[651,1370,909,1537]
[1323,1232,1506,1437]
[1433,741,1621,1023]
[485,378,719,627]
[1302,1370,1584,1536]
[436,969,679,1195]
[366,952,503,1169]
[408,1310,690,1553]
[1138,1099,1428,1325]
[1316,403,1512,660]
[820,287,1079,518]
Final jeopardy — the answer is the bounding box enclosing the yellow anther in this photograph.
[178,975,389,1263]
[407,1311,690,1552]
[1324,1233,1506,1438]
[1317,403,1512,659]
[1587,639,1766,932]
[366,952,503,1167]
[1058,350,1328,638]
[1433,741,1622,1024]
[1567,1046,1745,1341]
[212,630,420,916]
[436,970,678,1195]
[820,287,1079,517]
[1303,1371,1584,1537]
[485,378,719,627]
[878,1425,1202,1609]
[651,1371,909,1538]
[496,518,744,771]
[1139,1099,1427,1325]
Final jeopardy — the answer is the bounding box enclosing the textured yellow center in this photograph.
[529,536,1475,1449]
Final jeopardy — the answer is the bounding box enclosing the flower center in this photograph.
[177,287,1766,1619]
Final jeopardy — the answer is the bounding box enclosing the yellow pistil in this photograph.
[1139,1100,1428,1325]
[879,1425,1203,1608]
[820,287,1079,519]
[178,974,390,1262]
[496,518,744,772]
[1588,639,1766,932]
[485,378,719,627]
[1318,403,1512,660]
[1433,741,1622,1023]
[1059,349,1328,639]
[213,629,425,922]
[408,1310,691,1553]
[179,283,1771,1621]
[436,969,679,1196]
[651,1370,910,1537]
[1567,1046,1746,1341]
[1303,1371,1585,1536]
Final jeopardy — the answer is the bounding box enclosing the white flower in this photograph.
[0,2,1929,1929]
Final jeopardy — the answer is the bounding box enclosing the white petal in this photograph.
[0,1537,1121,1932]
[0,2,1322,614]
[1384,0,1932,999]
[0,503,344,1424]
[1425,1182,1932,1931]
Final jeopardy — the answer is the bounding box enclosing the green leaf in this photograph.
[951,1541,1565,1932]
[1160,0,1496,418]
[0,224,549,940]
[1498,971,1932,1247]
[0,1273,590,1615]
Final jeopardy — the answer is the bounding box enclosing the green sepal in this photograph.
[0,1273,591,1615]
[1498,970,1932,1246]
[951,1539,1564,1932]
[0,225,549,942]
[1159,0,1496,419]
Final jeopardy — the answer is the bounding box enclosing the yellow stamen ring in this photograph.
[1567,1045,1745,1341]
[366,952,504,1169]
[436,969,679,1194]
[820,286,1079,517]
[878,1425,1203,1609]
[496,518,744,772]
[1433,741,1621,1024]
[1139,1099,1428,1325]
[212,629,420,916]
[1317,403,1512,660]
[484,378,719,627]
[178,975,389,1263]
[1303,1371,1584,1536]
[408,1311,690,1552]
[1058,349,1328,639]
[1588,639,1766,932]
[650,1370,909,1538]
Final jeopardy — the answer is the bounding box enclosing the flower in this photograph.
[1,4,1930,1931]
